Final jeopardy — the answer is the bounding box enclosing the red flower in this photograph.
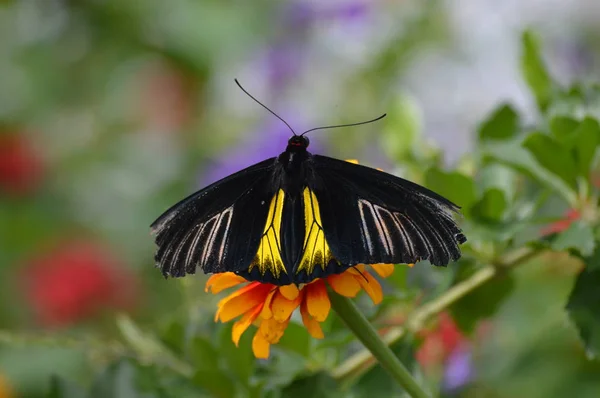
[540,208,581,236]
[0,133,44,196]
[20,240,139,327]
[416,312,466,370]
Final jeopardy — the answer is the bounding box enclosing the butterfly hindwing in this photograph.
[235,182,345,285]
[291,187,346,283]
[308,155,466,267]
[238,188,291,284]
[151,158,279,277]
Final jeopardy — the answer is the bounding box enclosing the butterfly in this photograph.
[150,80,467,286]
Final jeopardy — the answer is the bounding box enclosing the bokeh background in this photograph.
[2,0,600,397]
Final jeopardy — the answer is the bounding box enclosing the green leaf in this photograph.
[520,30,553,111]
[424,169,477,214]
[450,270,515,334]
[573,117,600,176]
[478,103,519,141]
[46,376,86,398]
[159,320,186,355]
[116,315,189,376]
[258,351,309,391]
[129,365,172,398]
[217,323,254,385]
[579,243,600,271]
[551,221,596,257]
[384,264,412,293]
[0,346,86,398]
[470,188,507,223]
[481,138,577,205]
[547,116,600,178]
[523,132,578,189]
[382,94,423,160]
[189,337,219,372]
[479,163,518,201]
[465,219,529,245]
[281,372,342,398]
[566,268,600,359]
[550,116,580,143]
[547,83,600,120]
[90,360,145,398]
[192,370,237,398]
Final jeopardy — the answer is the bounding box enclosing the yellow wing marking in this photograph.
[248,189,287,278]
[296,188,337,275]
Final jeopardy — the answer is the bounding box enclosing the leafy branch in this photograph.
[331,246,541,382]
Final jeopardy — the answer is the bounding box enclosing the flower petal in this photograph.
[258,317,290,344]
[232,303,263,346]
[300,300,324,339]
[327,271,361,297]
[354,270,383,304]
[205,273,247,294]
[370,263,395,278]
[305,280,331,322]
[279,284,299,300]
[252,331,270,359]
[271,290,303,322]
[353,264,366,273]
[259,289,276,320]
[216,283,272,322]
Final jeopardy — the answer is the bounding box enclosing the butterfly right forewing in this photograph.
[308,155,466,268]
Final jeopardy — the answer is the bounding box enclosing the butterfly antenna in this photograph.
[301,113,387,136]
[234,79,297,136]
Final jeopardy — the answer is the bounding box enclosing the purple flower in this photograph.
[281,1,317,31]
[321,2,369,21]
[265,44,305,93]
[442,345,474,392]
[264,1,371,91]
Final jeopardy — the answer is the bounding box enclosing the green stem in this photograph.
[332,246,541,382]
[329,292,430,398]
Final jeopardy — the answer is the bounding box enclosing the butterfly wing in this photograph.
[151,158,279,277]
[308,155,466,267]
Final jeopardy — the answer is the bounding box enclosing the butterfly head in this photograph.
[288,135,310,150]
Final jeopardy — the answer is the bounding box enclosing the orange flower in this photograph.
[206,263,412,358]
[0,373,13,398]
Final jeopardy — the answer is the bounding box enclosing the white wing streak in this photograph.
[357,198,436,262]
[163,205,235,275]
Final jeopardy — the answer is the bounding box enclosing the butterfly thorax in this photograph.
[277,145,311,198]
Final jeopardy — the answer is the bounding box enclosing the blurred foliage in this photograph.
[2,1,600,398]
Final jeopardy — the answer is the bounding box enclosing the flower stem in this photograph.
[329,292,430,398]
[331,247,541,382]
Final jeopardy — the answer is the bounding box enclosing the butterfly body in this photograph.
[151,134,466,286]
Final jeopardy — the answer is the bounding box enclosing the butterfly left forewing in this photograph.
[151,158,279,277]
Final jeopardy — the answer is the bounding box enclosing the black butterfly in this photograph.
[150,81,467,286]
